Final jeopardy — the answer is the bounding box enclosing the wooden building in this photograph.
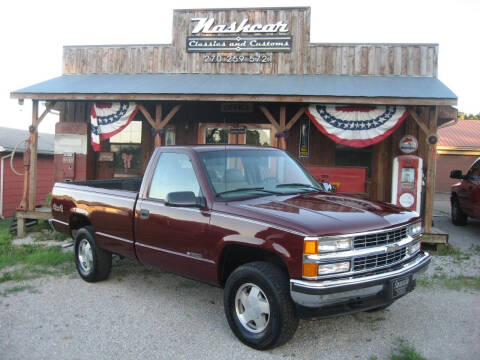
[10,7,457,237]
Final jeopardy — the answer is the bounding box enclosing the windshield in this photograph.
[198,149,324,200]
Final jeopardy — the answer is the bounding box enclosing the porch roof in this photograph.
[11,73,457,106]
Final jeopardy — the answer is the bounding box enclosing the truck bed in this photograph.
[69,177,142,192]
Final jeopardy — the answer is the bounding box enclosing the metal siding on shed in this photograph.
[1,154,54,218]
[0,127,54,155]
[11,73,457,100]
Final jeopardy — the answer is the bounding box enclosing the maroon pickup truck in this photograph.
[450,157,480,225]
[50,145,430,350]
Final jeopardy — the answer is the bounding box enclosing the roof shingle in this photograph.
[438,120,480,148]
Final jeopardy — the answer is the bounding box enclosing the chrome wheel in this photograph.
[235,283,270,333]
[78,239,93,274]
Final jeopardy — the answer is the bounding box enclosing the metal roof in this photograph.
[438,120,480,148]
[0,127,54,155]
[10,74,457,105]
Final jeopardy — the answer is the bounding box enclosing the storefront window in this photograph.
[334,144,373,177]
[246,128,271,146]
[206,127,229,144]
[109,121,142,176]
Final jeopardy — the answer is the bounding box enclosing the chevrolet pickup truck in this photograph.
[450,157,480,225]
[50,145,430,350]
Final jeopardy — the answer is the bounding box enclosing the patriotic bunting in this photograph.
[90,102,139,151]
[306,104,408,148]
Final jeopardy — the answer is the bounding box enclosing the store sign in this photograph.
[187,17,292,53]
[229,127,246,135]
[99,152,114,162]
[221,103,253,113]
[399,135,418,154]
[191,18,289,34]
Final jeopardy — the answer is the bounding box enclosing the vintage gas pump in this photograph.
[391,155,423,213]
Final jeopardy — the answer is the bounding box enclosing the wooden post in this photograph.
[28,100,39,211]
[138,103,181,148]
[18,145,30,210]
[424,106,438,233]
[154,104,163,147]
[260,105,305,150]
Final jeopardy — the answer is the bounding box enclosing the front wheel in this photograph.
[74,226,112,282]
[224,262,299,350]
[451,198,467,226]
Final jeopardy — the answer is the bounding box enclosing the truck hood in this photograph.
[215,193,419,236]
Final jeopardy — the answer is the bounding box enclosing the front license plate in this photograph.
[391,276,410,298]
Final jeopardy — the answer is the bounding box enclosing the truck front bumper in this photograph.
[290,251,430,309]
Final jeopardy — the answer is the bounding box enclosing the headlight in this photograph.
[317,238,352,253]
[408,221,423,237]
[317,261,350,275]
[408,241,421,255]
[304,237,352,254]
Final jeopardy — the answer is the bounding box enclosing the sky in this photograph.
[0,0,479,134]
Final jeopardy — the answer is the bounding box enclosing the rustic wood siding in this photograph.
[62,8,438,77]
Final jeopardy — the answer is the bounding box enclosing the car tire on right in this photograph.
[223,261,298,350]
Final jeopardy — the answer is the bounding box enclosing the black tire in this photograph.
[451,198,467,226]
[224,261,299,350]
[74,226,112,282]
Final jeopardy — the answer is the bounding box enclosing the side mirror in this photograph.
[450,170,464,179]
[166,191,204,207]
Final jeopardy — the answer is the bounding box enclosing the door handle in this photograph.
[139,209,150,219]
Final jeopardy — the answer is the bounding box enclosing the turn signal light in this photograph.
[304,239,318,255]
[302,263,318,277]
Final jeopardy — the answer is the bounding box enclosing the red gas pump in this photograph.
[391,155,423,214]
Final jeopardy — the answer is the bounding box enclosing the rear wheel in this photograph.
[451,198,467,226]
[224,261,298,350]
[74,226,112,282]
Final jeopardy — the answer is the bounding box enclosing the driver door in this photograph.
[134,151,216,282]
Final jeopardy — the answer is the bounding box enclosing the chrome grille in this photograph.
[353,247,407,271]
[353,227,407,249]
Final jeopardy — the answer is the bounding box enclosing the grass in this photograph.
[435,244,470,263]
[0,284,37,297]
[391,339,426,360]
[416,273,480,291]
[0,219,74,284]
[471,245,480,255]
[369,339,427,360]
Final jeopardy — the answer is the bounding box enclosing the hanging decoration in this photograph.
[306,104,408,148]
[90,102,139,151]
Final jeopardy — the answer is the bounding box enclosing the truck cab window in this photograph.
[149,153,201,200]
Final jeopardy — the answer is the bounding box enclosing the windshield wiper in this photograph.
[276,183,323,192]
[215,187,281,197]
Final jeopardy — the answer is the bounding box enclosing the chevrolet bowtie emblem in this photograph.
[386,244,399,253]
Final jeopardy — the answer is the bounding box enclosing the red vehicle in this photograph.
[450,157,480,225]
[50,146,430,350]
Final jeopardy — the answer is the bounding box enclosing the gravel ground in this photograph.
[1,194,479,360]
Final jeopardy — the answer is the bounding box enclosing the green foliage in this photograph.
[28,220,51,233]
[45,192,52,207]
[458,112,480,120]
[416,273,480,291]
[391,339,426,360]
[0,284,36,297]
[435,244,470,263]
[0,219,73,283]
